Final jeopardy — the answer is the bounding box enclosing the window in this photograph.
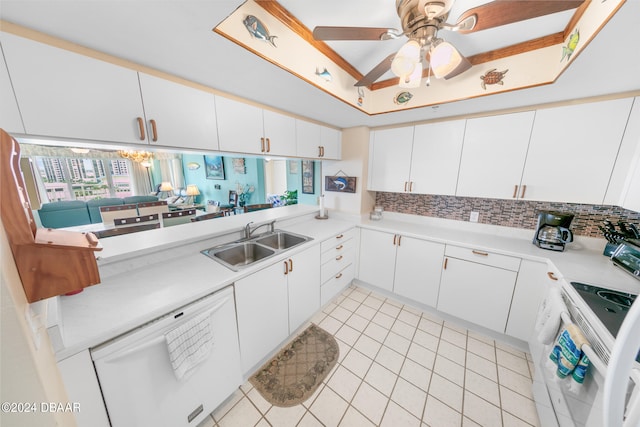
[32,155,134,202]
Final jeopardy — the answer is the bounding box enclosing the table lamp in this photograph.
[185,184,200,205]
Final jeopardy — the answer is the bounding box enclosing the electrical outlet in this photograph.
[470,211,479,222]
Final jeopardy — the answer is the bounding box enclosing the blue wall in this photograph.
[286,160,321,205]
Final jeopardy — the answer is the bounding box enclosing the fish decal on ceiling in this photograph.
[562,29,579,61]
[394,91,413,105]
[480,69,508,90]
[243,15,277,47]
[315,67,332,82]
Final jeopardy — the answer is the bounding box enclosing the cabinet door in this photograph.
[368,126,414,192]
[357,228,397,292]
[437,257,517,332]
[506,260,555,341]
[320,126,341,160]
[0,50,24,134]
[138,73,219,150]
[410,120,465,195]
[393,237,445,307]
[288,246,321,332]
[1,33,145,143]
[216,96,265,154]
[521,98,634,204]
[296,119,322,158]
[456,111,535,199]
[235,262,289,373]
[263,109,296,156]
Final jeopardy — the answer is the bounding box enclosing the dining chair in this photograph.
[137,200,169,216]
[112,213,161,228]
[191,212,224,222]
[99,204,138,226]
[161,209,196,227]
[244,203,273,213]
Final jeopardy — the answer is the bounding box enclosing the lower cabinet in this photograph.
[320,228,357,305]
[437,245,521,333]
[235,245,320,374]
[357,228,397,292]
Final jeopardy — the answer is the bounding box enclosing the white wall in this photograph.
[323,126,375,215]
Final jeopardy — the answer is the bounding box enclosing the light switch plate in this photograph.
[470,211,479,222]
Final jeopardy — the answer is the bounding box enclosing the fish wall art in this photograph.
[243,15,278,47]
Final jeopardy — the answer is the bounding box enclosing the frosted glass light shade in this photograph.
[429,41,471,79]
[391,40,421,77]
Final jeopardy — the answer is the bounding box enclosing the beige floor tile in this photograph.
[246,387,272,414]
[195,414,215,427]
[428,373,463,412]
[434,355,465,386]
[380,302,402,318]
[496,348,532,378]
[381,401,422,427]
[498,365,535,399]
[467,336,496,362]
[351,382,390,425]
[254,418,271,427]
[467,329,494,346]
[398,309,421,327]
[502,410,539,427]
[336,338,351,363]
[339,407,376,427]
[330,306,352,323]
[365,362,398,396]
[301,383,325,409]
[384,331,412,355]
[384,297,403,308]
[264,404,306,427]
[335,324,361,346]
[407,342,436,369]
[412,329,440,352]
[376,345,406,374]
[349,288,369,303]
[500,385,540,426]
[340,297,361,312]
[392,318,418,339]
[463,390,502,427]
[464,369,500,407]
[322,301,338,314]
[354,333,382,359]
[392,377,427,417]
[240,381,254,394]
[443,321,467,335]
[364,321,389,343]
[355,304,377,320]
[319,315,343,335]
[363,295,384,310]
[441,327,467,349]
[216,397,262,427]
[327,365,362,402]
[372,311,396,329]
[309,387,349,427]
[436,340,466,366]
[420,311,445,327]
[345,313,369,332]
[462,416,483,427]
[466,351,498,382]
[297,411,325,427]
[400,358,432,392]
[212,388,244,422]
[496,340,527,358]
[342,348,373,378]
[422,395,462,427]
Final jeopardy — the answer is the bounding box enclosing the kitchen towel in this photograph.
[165,311,214,381]
[549,323,591,390]
[535,286,567,345]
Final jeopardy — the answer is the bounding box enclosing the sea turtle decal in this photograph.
[480,69,508,90]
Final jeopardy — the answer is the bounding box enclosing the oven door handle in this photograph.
[560,311,608,376]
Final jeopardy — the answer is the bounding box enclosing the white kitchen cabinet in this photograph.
[138,73,219,150]
[409,120,465,195]
[0,49,24,134]
[520,98,634,204]
[368,126,414,192]
[235,261,290,374]
[506,260,559,341]
[320,125,341,160]
[1,32,146,143]
[295,120,341,160]
[393,236,445,307]
[456,111,535,199]
[437,245,521,333]
[357,228,397,292]
[321,228,357,305]
[288,245,321,332]
[216,96,296,156]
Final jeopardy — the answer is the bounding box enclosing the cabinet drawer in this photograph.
[321,263,354,306]
[321,248,354,281]
[320,228,356,253]
[321,238,355,264]
[445,245,521,271]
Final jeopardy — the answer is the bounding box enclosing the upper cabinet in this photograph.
[368,126,414,193]
[521,98,634,204]
[138,73,218,151]
[216,96,296,156]
[296,120,341,160]
[1,33,146,144]
[456,111,535,199]
[0,48,24,134]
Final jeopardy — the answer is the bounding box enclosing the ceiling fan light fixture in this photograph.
[429,41,469,79]
[391,40,421,77]
[399,61,423,88]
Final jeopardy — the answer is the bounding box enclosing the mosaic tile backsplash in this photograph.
[375,192,640,238]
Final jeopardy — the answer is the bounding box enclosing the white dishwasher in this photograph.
[91,286,241,427]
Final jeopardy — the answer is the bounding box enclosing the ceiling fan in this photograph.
[312,0,584,87]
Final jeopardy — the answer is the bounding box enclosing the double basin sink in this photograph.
[202,230,312,271]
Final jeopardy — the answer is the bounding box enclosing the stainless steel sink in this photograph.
[254,231,307,250]
[202,230,311,271]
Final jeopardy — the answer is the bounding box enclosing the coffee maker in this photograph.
[533,211,574,251]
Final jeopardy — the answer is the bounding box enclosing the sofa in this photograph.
[38,196,159,228]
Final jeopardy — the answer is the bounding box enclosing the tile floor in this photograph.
[198,285,541,427]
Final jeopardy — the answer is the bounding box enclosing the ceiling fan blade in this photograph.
[355,53,395,87]
[456,0,585,34]
[442,54,471,80]
[313,26,398,41]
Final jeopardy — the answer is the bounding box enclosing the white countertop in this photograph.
[53,208,640,360]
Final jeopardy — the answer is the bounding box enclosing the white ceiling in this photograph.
[1,0,639,130]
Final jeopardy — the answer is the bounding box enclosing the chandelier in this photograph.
[117,150,153,163]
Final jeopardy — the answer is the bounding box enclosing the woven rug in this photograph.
[249,324,339,407]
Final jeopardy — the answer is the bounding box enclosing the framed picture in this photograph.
[204,155,225,180]
[288,160,299,174]
[325,176,357,193]
[232,158,246,174]
[301,160,315,194]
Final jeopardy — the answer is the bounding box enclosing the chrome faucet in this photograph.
[244,220,276,239]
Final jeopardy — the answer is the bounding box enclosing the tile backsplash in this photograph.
[375,192,640,238]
